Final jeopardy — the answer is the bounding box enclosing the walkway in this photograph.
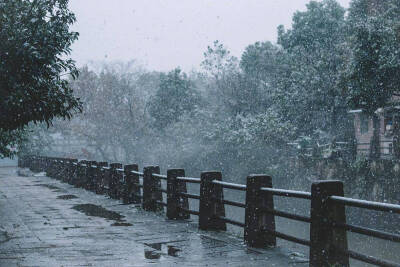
[0,166,308,266]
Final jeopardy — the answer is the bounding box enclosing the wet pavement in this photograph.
[0,166,308,266]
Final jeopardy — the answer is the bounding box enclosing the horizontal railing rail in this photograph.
[264,228,311,247]
[329,196,400,214]
[259,207,311,223]
[179,192,200,200]
[152,173,167,180]
[211,180,246,191]
[176,176,201,183]
[130,170,144,176]
[260,187,311,199]
[329,221,400,242]
[213,198,246,208]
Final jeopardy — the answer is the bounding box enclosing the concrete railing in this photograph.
[19,155,400,267]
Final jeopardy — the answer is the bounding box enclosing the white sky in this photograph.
[69,0,350,72]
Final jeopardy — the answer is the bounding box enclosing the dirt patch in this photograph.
[72,204,125,221]
[111,222,132,226]
[34,184,60,190]
[57,194,78,200]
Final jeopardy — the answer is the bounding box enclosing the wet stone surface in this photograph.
[34,184,61,190]
[0,166,308,266]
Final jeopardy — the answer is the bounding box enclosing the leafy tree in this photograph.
[60,64,156,161]
[201,41,246,115]
[201,40,239,80]
[276,0,349,139]
[17,123,55,157]
[0,0,81,156]
[344,0,400,113]
[343,0,400,158]
[0,129,25,158]
[149,68,200,129]
[240,41,280,85]
[239,41,282,114]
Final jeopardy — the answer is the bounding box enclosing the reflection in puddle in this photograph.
[144,249,161,259]
[144,242,182,259]
[167,245,181,256]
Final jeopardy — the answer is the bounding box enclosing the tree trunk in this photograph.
[393,115,400,159]
[370,114,380,159]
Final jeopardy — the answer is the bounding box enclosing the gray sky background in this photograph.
[69,0,350,72]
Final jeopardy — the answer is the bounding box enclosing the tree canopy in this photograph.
[344,0,400,114]
[0,0,81,132]
[274,0,349,138]
[149,68,200,129]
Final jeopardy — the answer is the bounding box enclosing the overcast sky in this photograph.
[69,0,350,72]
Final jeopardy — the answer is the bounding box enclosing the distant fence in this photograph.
[20,156,400,267]
[290,139,400,159]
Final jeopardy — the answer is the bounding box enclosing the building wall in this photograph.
[354,113,394,156]
[354,113,374,155]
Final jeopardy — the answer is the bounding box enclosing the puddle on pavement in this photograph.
[63,226,81,230]
[72,204,125,221]
[57,194,78,200]
[111,222,132,226]
[144,242,182,259]
[34,184,61,190]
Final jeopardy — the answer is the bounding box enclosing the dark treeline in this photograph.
[20,0,400,186]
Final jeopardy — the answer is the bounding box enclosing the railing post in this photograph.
[17,156,22,168]
[76,160,87,187]
[116,165,125,200]
[31,156,36,172]
[166,169,189,220]
[48,158,53,178]
[199,171,226,231]
[123,164,140,204]
[310,180,349,267]
[244,174,276,247]
[51,158,57,179]
[142,166,161,211]
[46,158,51,176]
[87,161,97,191]
[109,163,122,199]
[61,159,68,182]
[57,158,62,179]
[84,161,90,188]
[68,159,78,184]
[50,158,54,178]
[95,162,108,194]
[103,165,111,195]
[61,158,66,180]
[84,161,94,190]
[49,158,54,178]
[39,157,44,172]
